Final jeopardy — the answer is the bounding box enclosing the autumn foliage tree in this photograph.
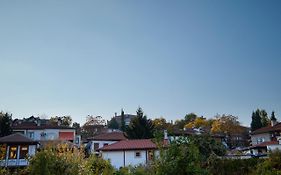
[211,114,244,148]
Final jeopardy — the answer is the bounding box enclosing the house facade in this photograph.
[99,139,159,169]
[0,133,38,167]
[250,122,281,154]
[12,117,79,145]
[88,132,127,154]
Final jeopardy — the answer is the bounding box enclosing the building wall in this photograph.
[90,140,116,153]
[267,144,281,151]
[251,133,271,145]
[102,151,124,168]
[102,150,158,169]
[14,129,75,141]
[124,150,147,167]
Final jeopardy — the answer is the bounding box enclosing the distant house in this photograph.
[12,118,79,145]
[0,133,38,167]
[88,132,127,154]
[250,122,281,154]
[114,113,136,126]
[99,139,160,169]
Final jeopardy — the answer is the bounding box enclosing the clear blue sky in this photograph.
[0,0,280,126]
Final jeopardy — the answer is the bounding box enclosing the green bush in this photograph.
[254,149,281,175]
[207,157,262,175]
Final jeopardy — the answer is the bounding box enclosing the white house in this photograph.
[249,121,281,155]
[12,123,78,145]
[99,139,160,169]
[88,132,127,154]
[0,133,38,167]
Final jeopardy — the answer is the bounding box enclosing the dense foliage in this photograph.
[0,112,12,137]
[126,107,155,139]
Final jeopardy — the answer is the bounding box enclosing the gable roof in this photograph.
[0,133,38,144]
[251,123,281,135]
[250,141,279,148]
[12,123,74,130]
[92,132,127,141]
[99,139,157,151]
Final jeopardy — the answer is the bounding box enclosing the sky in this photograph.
[0,0,280,126]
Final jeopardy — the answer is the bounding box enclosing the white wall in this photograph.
[28,145,36,156]
[251,133,271,145]
[90,140,117,153]
[267,144,281,151]
[102,150,157,169]
[125,150,147,167]
[14,129,75,141]
[102,151,124,168]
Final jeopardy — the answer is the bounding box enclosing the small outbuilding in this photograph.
[0,133,38,167]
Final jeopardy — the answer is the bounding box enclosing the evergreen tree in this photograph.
[271,111,277,121]
[0,112,13,137]
[120,109,126,131]
[125,107,154,139]
[250,109,262,131]
[260,109,270,127]
[108,117,119,129]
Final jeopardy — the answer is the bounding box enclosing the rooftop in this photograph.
[0,133,38,144]
[91,132,127,141]
[251,123,281,135]
[99,139,157,151]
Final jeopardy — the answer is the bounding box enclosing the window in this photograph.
[19,146,28,159]
[27,132,34,139]
[94,143,99,151]
[135,151,141,158]
[9,146,17,159]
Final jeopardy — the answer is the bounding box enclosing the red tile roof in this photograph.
[0,133,38,144]
[92,132,127,141]
[12,123,74,130]
[99,139,157,151]
[251,123,281,135]
[250,141,279,148]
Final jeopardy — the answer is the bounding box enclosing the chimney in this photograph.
[115,112,117,117]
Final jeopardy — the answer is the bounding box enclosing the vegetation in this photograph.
[120,109,126,131]
[107,117,119,130]
[49,115,72,126]
[0,112,13,137]
[251,109,272,131]
[126,107,155,139]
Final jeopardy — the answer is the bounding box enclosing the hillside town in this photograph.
[0,108,281,174]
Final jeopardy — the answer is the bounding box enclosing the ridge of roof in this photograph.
[0,133,38,144]
[251,123,281,135]
[92,132,127,141]
[99,139,157,151]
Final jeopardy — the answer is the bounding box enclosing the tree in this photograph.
[81,115,106,138]
[120,109,126,131]
[184,113,197,123]
[174,113,198,130]
[211,114,243,148]
[50,116,72,126]
[260,109,270,127]
[152,136,225,175]
[185,117,208,129]
[0,112,12,137]
[270,111,277,122]
[107,117,119,129]
[72,122,81,134]
[125,107,155,139]
[250,109,262,131]
[153,117,168,131]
